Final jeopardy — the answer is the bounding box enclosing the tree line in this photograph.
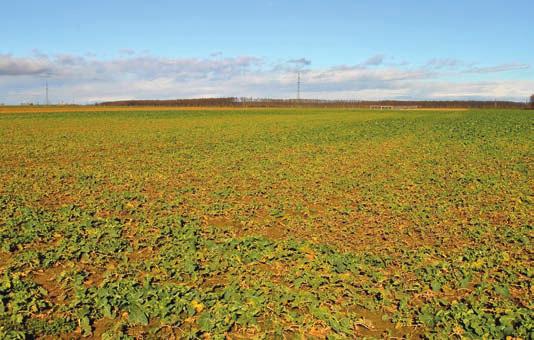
[98,97,532,109]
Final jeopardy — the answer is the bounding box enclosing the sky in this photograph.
[1,0,533,104]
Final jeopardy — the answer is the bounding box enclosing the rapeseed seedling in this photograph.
[0,107,532,338]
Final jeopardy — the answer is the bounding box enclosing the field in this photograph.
[0,107,532,339]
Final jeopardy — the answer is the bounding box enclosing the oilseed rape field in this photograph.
[0,107,532,339]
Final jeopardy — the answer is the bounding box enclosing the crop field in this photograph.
[0,107,532,339]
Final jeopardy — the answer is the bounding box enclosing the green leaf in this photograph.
[198,312,215,332]
[128,303,148,325]
[79,316,91,336]
[431,279,442,292]
[494,284,510,297]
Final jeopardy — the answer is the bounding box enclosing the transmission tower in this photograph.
[45,80,49,105]
[297,71,301,101]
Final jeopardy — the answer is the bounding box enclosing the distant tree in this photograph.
[530,94,534,108]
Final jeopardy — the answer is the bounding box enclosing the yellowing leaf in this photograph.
[191,299,205,313]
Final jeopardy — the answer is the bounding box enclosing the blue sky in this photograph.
[1,0,533,103]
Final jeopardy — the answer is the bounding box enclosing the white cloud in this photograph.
[426,58,464,69]
[118,48,136,56]
[463,63,530,74]
[0,54,52,76]
[362,54,384,66]
[0,52,531,104]
[287,58,312,66]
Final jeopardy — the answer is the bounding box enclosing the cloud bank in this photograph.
[0,51,531,104]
